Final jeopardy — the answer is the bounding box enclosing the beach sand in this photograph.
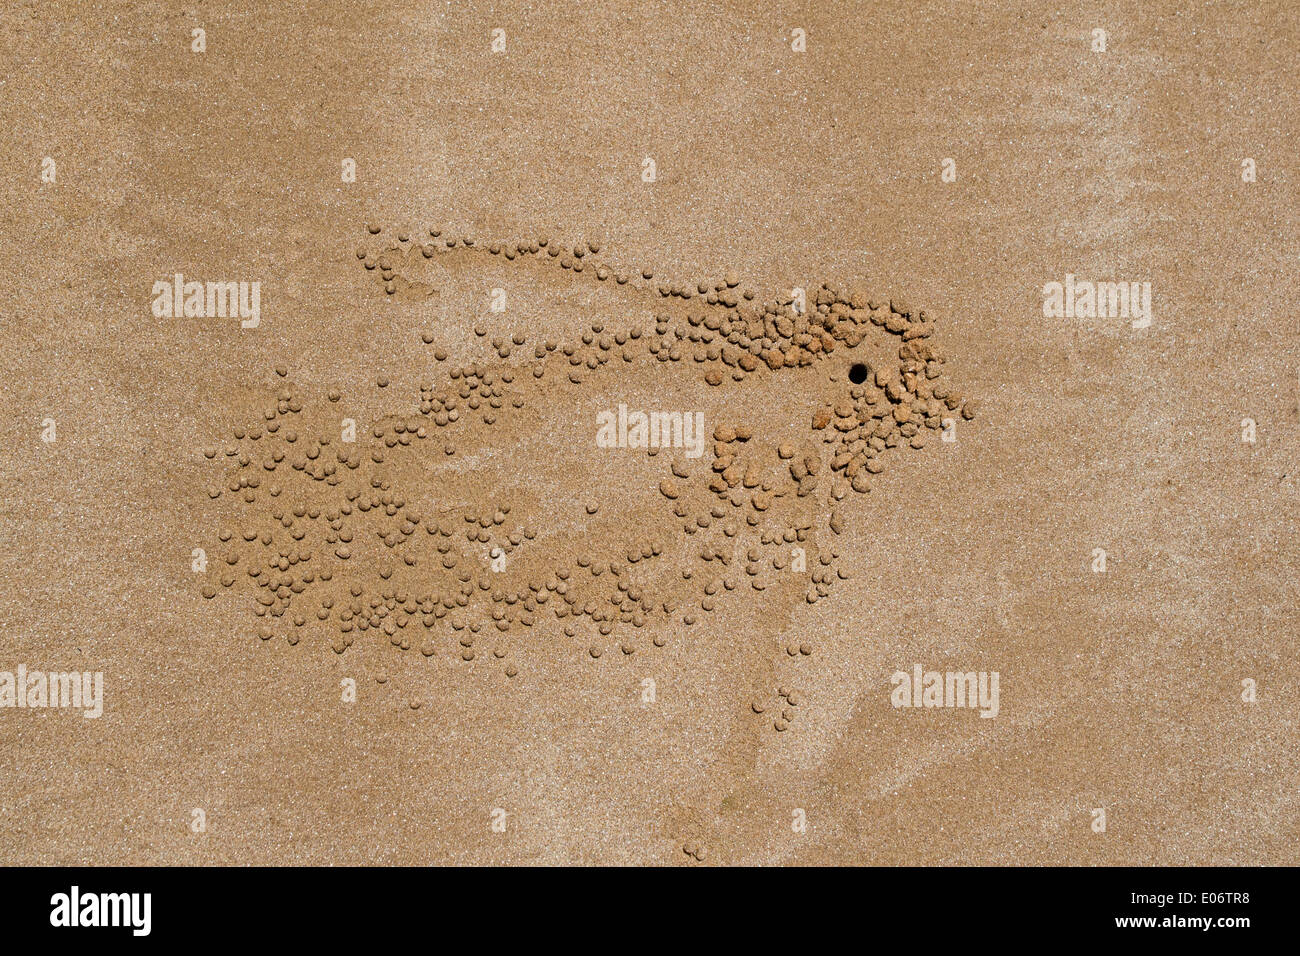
[0,0,1296,865]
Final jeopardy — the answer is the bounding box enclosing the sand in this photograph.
[0,1,1296,866]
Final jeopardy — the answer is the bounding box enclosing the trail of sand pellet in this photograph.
[197,223,976,741]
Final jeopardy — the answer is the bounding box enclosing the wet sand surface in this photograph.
[0,1,1296,864]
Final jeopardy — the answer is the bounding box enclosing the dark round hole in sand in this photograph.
[848,363,868,385]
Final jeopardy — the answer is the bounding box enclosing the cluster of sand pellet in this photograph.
[199,224,974,728]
